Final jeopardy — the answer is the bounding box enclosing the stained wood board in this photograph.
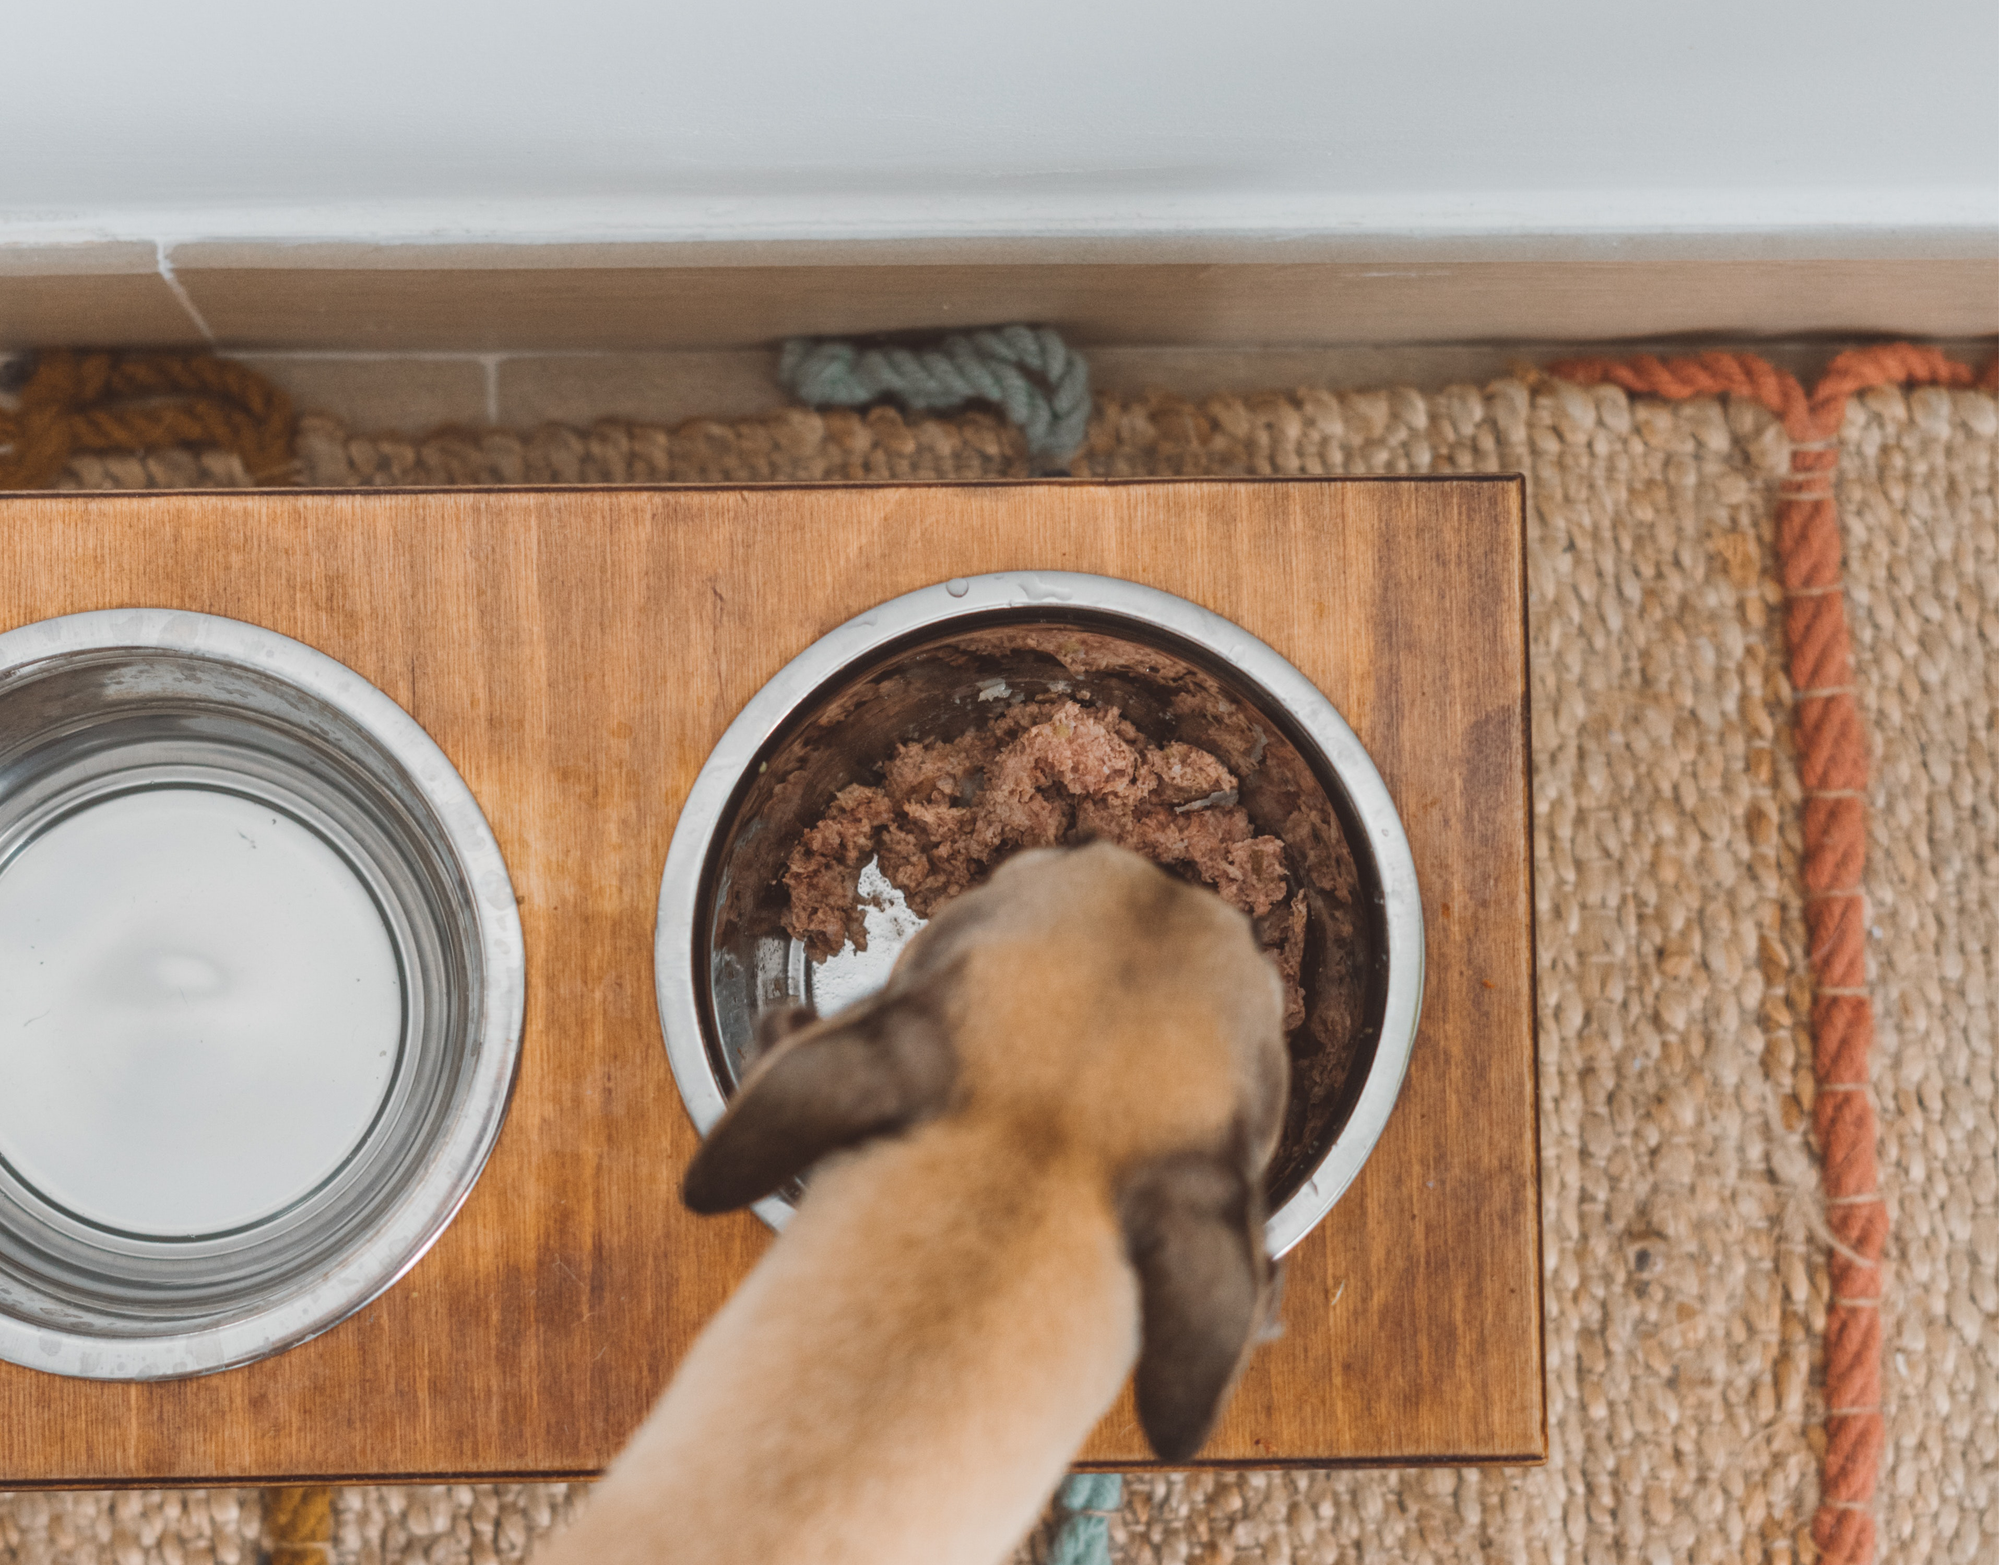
[0,478,1541,1482]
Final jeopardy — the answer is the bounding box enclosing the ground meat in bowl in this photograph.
[713,624,1380,1212]
[781,696,1313,1030]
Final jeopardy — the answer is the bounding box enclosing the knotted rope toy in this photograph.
[778,325,1091,472]
[0,349,295,489]
[1048,1472,1123,1565]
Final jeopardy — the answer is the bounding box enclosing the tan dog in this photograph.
[540,841,1288,1565]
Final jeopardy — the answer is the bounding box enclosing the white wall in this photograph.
[4,0,1992,256]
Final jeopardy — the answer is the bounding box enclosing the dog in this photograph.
[538,841,1289,1565]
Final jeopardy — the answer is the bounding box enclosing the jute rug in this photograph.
[0,349,1992,1565]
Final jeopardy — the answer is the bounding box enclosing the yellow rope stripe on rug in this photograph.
[2,368,1993,1565]
[265,1487,333,1565]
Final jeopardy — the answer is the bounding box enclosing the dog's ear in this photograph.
[1119,1149,1272,1461]
[682,992,955,1215]
[748,1003,818,1064]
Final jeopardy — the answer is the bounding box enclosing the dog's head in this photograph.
[681,840,1290,1460]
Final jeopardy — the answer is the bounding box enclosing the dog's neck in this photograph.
[542,1119,1140,1565]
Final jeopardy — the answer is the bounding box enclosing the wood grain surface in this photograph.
[0,478,1541,1482]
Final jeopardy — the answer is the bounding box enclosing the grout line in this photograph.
[156,242,216,344]
[480,355,503,425]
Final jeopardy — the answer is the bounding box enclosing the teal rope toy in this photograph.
[1049,1473,1124,1565]
[777,325,1091,471]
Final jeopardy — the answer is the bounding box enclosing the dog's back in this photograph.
[539,842,1288,1565]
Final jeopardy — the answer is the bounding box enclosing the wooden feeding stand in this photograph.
[0,477,1542,1482]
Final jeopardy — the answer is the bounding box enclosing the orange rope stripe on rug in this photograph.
[1550,343,1995,1565]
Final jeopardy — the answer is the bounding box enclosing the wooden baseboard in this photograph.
[2,245,1993,353]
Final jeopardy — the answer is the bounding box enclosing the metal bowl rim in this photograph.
[0,608,525,1379]
[654,571,1423,1258]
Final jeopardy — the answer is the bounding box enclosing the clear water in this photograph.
[0,788,403,1237]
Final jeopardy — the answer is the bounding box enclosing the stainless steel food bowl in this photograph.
[656,573,1422,1256]
[0,610,524,1379]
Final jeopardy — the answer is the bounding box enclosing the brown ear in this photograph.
[681,993,954,1215]
[1119,1149,1273,1461]
[749,1003,818,1063]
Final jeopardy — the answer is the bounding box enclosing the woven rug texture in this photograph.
[0,371,1993,1565]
